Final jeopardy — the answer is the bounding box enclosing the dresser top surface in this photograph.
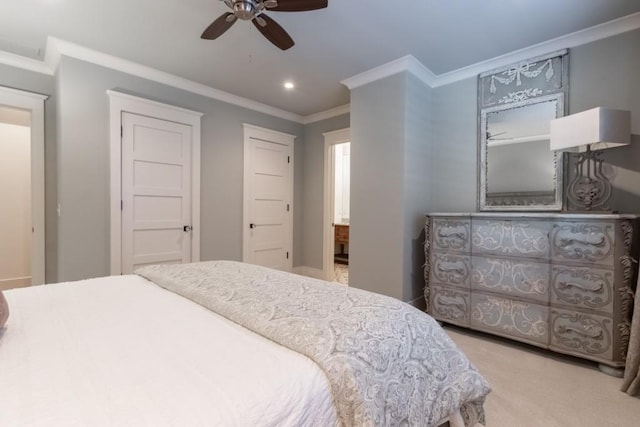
[427,212,640,220]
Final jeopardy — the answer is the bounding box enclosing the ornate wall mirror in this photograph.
[478,50,569,211]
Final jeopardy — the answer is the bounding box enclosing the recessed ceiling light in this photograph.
[283,81,295,90]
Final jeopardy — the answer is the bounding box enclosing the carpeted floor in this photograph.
[445,325,640,427]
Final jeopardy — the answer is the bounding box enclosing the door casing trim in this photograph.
[108,90,202,275]
[322,128,350,281]
[0,85,47,285]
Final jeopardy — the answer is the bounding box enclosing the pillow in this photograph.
[0,290,9,329]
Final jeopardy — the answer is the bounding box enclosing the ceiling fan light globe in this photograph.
[234,1,256,20]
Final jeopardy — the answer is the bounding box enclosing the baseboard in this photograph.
[408,295,426,311]
[0,276,32,291]
[293,266,325,280]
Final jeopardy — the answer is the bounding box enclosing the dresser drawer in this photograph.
[430,252,471,288]
[431,218,471,253]
[472,219,550,259]
[550,265,614,313]
[429,285,470,327]
[550,221,615,266]
[549,308,613,362]
[471,293,548,345]
[471,256,549,303]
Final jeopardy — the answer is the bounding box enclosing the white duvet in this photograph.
[0,275,339,427]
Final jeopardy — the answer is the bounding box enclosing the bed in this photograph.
[0,260,490,426]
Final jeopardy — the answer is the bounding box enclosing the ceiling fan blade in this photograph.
[252,14,295,50]
[201,13,237,40]
[267,0,328,12]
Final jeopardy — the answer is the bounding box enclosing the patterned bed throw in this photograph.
[137,261,490,426]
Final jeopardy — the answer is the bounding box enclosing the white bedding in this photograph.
[0,275,339,427]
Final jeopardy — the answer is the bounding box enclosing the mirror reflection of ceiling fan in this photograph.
[201,0,328,50]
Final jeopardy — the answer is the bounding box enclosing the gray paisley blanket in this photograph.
[136,261,489,426]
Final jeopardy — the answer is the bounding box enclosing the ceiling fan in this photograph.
[201,0,328,50]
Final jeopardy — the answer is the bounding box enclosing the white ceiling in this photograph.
[1,0,640,117]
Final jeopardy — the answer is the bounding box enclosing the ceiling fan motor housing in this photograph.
[233,0,257,20]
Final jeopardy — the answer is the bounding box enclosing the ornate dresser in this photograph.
[424,212,639,373]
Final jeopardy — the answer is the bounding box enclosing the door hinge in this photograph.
[121,200,123,211]
[286,203,290,212]
[286,251,289,259]
[120,125,123,138]
[287,156,290,164]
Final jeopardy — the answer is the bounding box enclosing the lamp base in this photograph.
[565,148,612,212]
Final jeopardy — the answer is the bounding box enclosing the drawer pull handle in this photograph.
[437,229,465,240]
[558,234,606,248]
[436,296,465,311]
[556,325,603,340]
[437,262,465,276]
[558,281,604,294]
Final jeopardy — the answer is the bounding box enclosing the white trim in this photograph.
[45,37,302,123]
[108,90,202,275]
[242,123,295,271]
[1,12,638,118]
[302,104,351,124]
[432,11,640,87]
[242,122,296,140]
[292,266,325,279]
[0,50,53,75]
[322,127,350,282]
[0,85,48,101]
[0,276,32,291]
[341,11,640,89]
[0,85,47,285]
[341,55,437,90]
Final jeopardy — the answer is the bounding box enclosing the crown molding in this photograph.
[1,11,638,121]
[302,103,350,124]
[341,55,437,90]
[342,12,640,89]
[44,37,303,123]
[432,11,640,87]
[0,49,53,75]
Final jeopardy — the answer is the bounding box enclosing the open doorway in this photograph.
[323,128,350,284]
[0,86,47,288]
[0,106,32,290]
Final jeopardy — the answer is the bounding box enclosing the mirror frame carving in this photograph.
[478,49,569,211]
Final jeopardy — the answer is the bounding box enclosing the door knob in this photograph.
[183,225,192,232]
[250,223,256,229]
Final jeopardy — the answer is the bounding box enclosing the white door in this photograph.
[243,124,294,271]
[121,112,193,273]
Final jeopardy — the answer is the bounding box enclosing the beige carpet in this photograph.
[445,326,640,426]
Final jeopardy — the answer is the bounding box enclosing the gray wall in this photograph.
[349,71,434,303]
[403,73,433,305]
[55,57,303,282]
[426,28,640,214]
[0,64,58,282]
[345,29,640,303]
[569,29,640,213]
[430,77,478,212]
[2,26,638,286]
[350,73,408,299]
[300,114,350,271]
